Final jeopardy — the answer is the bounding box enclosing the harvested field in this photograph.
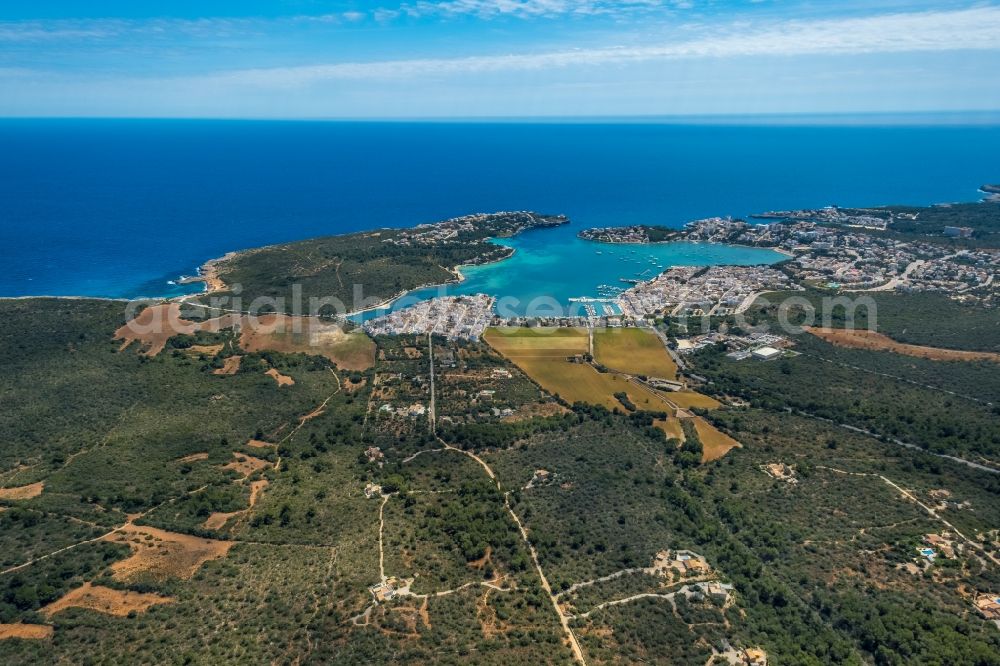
[693,417,741,463]
[506,359,627,410]
[483,327,589,356]
[41,583,174,618]
[805,327,1000,362]
[626,381,680,413]
[239,314,375,370]
[223,452,272,478]
[176,452,209,463]
[0,624,53,641]
[265,367,295,386]
[593,328,677,379]
[104,525,234,581]
[654,418,686,442]
[0,482,44,500]
[113,303,240,357]
[660,391,722,410]
[486,328,675,411]
[212,355,243,375]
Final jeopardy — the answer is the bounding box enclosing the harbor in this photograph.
[350,226,786,323]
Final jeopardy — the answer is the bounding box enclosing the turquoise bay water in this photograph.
[353,230,785,320]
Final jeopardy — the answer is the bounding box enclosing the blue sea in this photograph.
[1,119,998,302]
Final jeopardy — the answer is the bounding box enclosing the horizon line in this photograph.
[3,110,1000,127]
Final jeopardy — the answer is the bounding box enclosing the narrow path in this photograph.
[362,370,380,431]
[396,579,515,600]
[502,487,587,665]
[405,441,587,665]
[328,367,342,393]
[573,588,689,620]
[2,367,343,576]
[14,506,107,531]
[556,567,648,598]
[787,408,1000,475]
[652,326,687,373]
[333,259,345,291]
[401,448,445,464]
[441,442,496,481]
[0,463,36,486]
[799,351,993,407]
[0,484,210,576]
[11,400,141,492]
[428,332,436,434]
[817,466,1000,568]
[274,368,343,472]
[1,530,118,576]
[290,546,338,666]
[378,494,390,582]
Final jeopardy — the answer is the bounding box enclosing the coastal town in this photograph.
[363,294,495,340]
[382,211,568,248]
[678,214,998,302]
[616,265,795,318]
[360,205,996,339]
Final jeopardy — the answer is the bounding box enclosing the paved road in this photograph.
[428,333,436,434]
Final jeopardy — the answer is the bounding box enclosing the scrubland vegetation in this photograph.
[2,295,999,664]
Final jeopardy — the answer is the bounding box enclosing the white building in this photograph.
[752,346,782,361]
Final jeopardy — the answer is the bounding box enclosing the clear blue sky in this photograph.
[1,1,998,118]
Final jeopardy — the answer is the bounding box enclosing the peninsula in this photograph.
[197,211,567,312]
[578,224,681,244]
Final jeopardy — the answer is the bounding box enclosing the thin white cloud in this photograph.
[395,0,676,20]
[0,17,256,42]
[207,6,1000,86]
[0,1,687,41]
[0,13,359,42]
